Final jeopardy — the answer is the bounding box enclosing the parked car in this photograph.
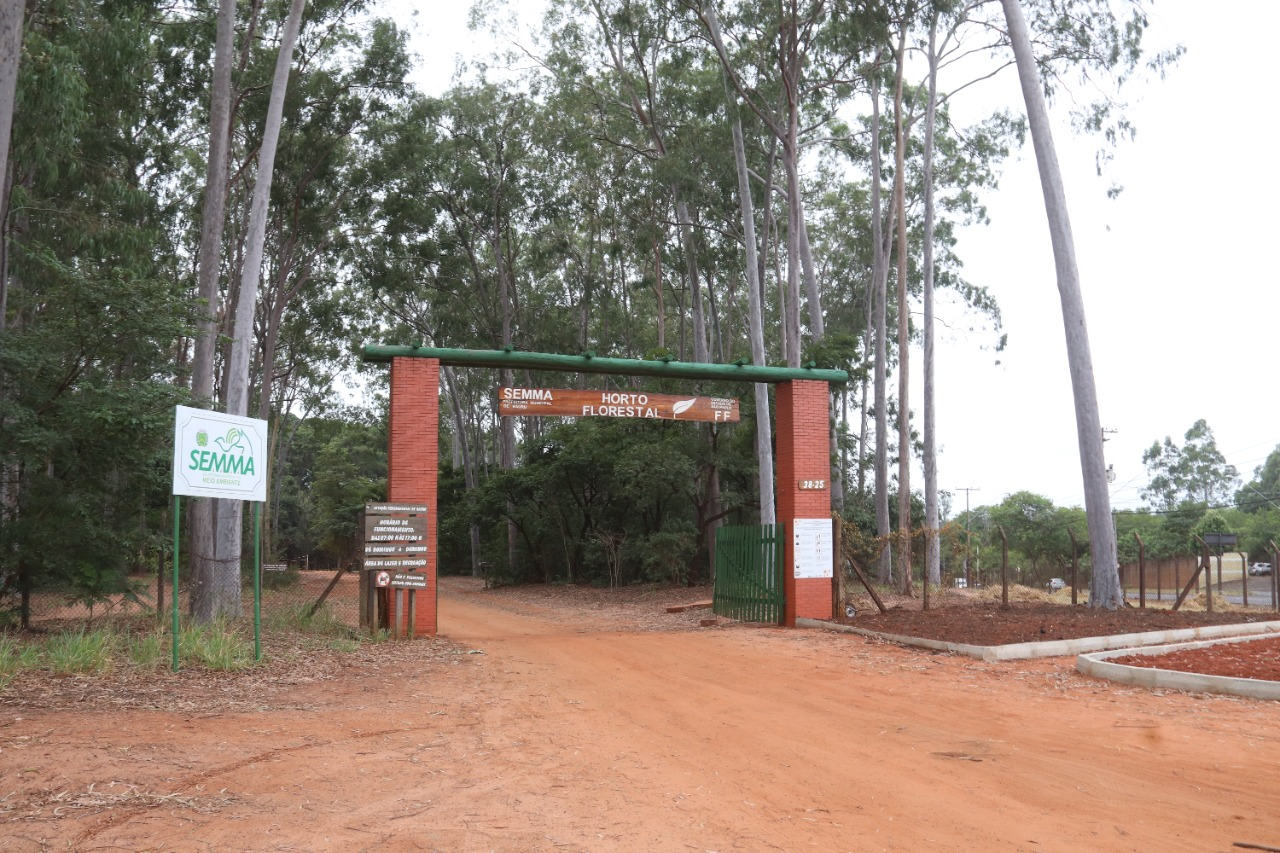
[1249,563,1272,576]
[1047,577,1066,591]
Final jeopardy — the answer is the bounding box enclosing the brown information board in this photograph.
[498,387,738,422]
[363,503,428,563]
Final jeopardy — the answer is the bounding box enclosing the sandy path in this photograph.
[2,585,1277,852]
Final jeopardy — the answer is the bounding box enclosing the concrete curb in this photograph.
[796,617,1280,663]
[1077,634,1280,700]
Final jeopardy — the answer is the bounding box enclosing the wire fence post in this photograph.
[1068,527,1078,606]
[1270,539,1279,613]
[998,525,1009,609]
[1134,531,1145,609]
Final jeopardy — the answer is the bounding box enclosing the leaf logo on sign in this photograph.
[672,398,696,416]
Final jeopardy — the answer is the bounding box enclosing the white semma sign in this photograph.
[172,406,268,501]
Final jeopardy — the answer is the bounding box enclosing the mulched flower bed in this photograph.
[1108,635,1280,681]
[833,600,1277,647]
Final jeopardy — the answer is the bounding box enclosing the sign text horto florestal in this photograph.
[498,387,739,423]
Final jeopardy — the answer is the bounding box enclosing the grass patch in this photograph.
[44,628,118,675]
[263,602,353,637]
[179,621,256,671]
[0,635,42,685]
[127,631,167,669]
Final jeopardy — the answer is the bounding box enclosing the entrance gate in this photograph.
[362,345,848,634]
[713,524,784,623]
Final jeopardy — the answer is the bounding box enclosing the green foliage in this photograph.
[1190,509,1234,552]
[1237,445,1280,515]
[987,491,1087,582]
[1141,420,1240,510]
[43,628,118,675]
[472,416,745,585]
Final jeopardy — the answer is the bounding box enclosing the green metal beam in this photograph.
[360,345,849,385]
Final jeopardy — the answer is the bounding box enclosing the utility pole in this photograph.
[957,487,980,586]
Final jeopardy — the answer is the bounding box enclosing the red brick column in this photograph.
[775,380,833,626]
[388,356,440,636]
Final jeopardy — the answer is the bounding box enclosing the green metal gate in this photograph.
[713,523,784,624]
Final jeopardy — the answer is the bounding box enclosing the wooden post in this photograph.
[998,525,1009,609]
[831,513,844,619]
[1068,527,1078,606]
[1175,538,1210,611]
[156,548,165,624]
[308,564,347,618]
[1240,550,1249,609]
[1134,531,1145,609]
[848,556,888,614]
[1270,540,1279,613]
[1214,551,1222,612]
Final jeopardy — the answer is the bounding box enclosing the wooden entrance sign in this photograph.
[498,387,738,423]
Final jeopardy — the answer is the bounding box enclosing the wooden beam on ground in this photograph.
[666,600,713,613]
[847,556,887,614]
[308,565,349,618]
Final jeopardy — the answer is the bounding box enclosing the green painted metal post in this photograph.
[254,501,262,662]
[172,495,180,672]
[361,345,849,385]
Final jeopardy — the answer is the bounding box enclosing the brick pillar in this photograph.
[776,380,833,626]
[388,357,440,636]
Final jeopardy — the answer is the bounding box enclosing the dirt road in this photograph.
[3,581,1277,851]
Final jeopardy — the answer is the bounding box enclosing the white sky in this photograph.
[381,0,1280,514]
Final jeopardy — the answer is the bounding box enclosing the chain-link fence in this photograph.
[11,562,365,632]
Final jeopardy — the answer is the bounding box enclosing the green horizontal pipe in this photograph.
[361,345,849,385]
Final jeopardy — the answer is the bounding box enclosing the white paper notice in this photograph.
[793,518,833,579]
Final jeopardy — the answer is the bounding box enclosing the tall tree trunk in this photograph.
[893,25,913,597]
[0,0,23,331]
[857,286,873,497]
[1000,0,1120,608]
[188,0,239,620]
[782,141,801,368]
[870,74,892,584]
[922,13,941,587]
[796,195,822,340]
[204,0,306,622]
[675,197,708,363]
[652,236,665,350]
[706,0,775,524]
[443,366,482,577]
[0,0,24,525]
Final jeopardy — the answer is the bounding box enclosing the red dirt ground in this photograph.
[1,578,1277,852]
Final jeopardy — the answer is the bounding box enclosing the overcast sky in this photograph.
[383,0,1280,515]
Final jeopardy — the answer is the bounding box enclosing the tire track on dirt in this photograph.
[70,723,453,846]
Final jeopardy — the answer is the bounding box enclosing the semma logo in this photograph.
[188,426,255,477]
[172,406,268,501]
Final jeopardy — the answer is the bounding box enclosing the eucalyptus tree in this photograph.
[1141,420,1240,511]
[998,0,1180,608]
[698,0,885,367]
[194,0,308,621]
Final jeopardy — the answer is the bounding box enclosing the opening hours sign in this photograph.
[498,387,738,423]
